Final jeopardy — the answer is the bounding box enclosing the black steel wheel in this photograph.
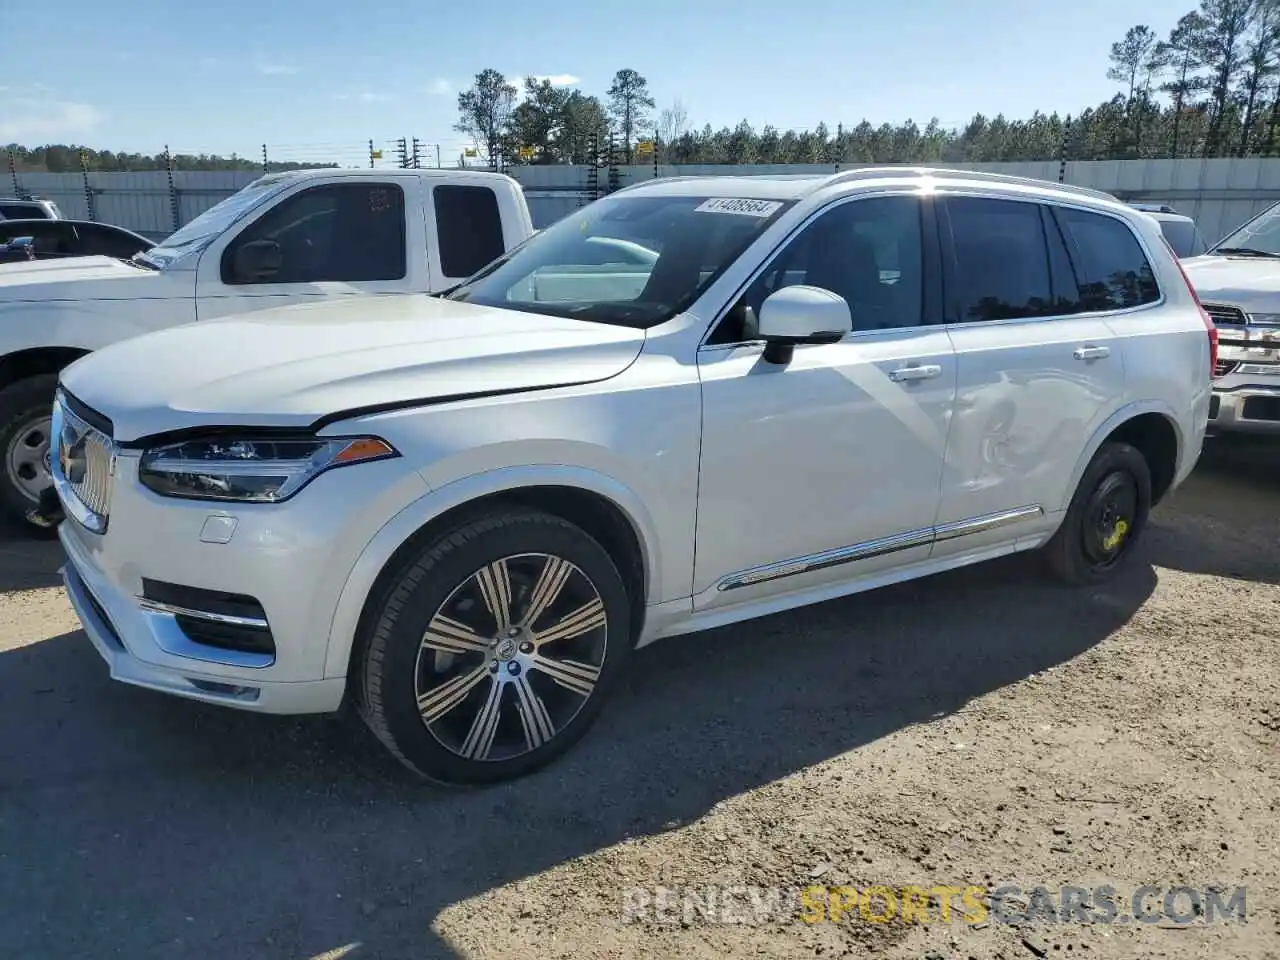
[1043,440,1152,586]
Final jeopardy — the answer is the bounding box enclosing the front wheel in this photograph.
[357,509,633,785]
[0,374,59,534]
[1042,441,1152,586]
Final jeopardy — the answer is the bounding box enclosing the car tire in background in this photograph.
[356,509,634,784]
[1042,440,1153,586]
[0,374,60,537]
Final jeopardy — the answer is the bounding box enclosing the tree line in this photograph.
[455,0,1280,165]
[9,1,1280,172]
[3,144,328,174]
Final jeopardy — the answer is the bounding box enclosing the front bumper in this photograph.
[1209,381,1280,434]
[56,448,429,715]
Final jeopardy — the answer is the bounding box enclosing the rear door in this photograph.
[933,195,1127,556]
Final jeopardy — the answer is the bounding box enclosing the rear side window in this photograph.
[0,203,49,219]
[1054,207,1160,310]
[944,196,1056,321]
[434,185,505,278]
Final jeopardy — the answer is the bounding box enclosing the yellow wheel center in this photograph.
[1102,519,1129,552]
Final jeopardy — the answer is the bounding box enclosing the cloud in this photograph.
[335,91,393,103]
[426,78,451,96]
[0,95,105,141]
[258,62,300,75]
[532,73,580,87]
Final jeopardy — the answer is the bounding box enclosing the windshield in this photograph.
[140,177,288,266]
[1211,200,1280,256]
[445,194,795,328]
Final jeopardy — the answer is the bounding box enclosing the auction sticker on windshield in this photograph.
[695,198,784,217]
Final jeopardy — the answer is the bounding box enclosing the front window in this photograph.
[445,194,794,328]
[140,176,290,267]
[1211,200,1280,257]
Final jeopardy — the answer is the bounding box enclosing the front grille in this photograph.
[53,392,116,530]
[1203,303,1247,326]
[1214,359,1240,378]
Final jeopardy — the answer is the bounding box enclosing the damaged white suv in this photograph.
[47,168,1213,783]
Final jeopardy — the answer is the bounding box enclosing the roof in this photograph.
[616,166,1123,208]
[254,167,517,186]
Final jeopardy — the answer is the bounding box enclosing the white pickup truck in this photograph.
[0,167,537,527]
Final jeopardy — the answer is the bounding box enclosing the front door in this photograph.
[933,194,1127,556]
[693,192,956,610]
[195,178,423,320]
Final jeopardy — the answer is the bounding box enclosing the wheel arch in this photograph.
[1063,401,1184,512]
[323,465,660,683]
[0,346,91,391]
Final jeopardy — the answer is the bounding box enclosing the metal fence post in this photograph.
[7,147,21,197]
[79,150,97,221]
[262,143,269,174]
[1058,115,1072,183]
[369,139,376,168]
[164,145,180,232]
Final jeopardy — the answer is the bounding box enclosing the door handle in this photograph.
[888,364,943,382]
[1073,345,1111,360]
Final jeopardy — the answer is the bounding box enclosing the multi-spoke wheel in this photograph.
[0,374,60,534]
[1043,440,1152,586]
[357,509,633,784]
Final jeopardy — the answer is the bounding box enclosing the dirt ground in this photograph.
[0,436,1277,960]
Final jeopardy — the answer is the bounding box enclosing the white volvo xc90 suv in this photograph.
[47,167,1214,784]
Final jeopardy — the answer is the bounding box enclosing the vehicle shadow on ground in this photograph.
[0,550,1156,960]
[1144,434,1280,586]
[0,521,62,593]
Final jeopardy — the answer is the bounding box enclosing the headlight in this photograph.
[138,436,398,502]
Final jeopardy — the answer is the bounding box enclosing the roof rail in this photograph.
[822,166,1120,204]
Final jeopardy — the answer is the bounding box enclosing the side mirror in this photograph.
[232,238,283,282]
[756,284,852,364]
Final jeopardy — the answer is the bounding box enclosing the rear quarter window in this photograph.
[1053,207,1160,311]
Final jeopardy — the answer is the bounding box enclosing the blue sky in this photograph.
[2,0,1181,164]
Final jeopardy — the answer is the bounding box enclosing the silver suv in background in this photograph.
[1131,204,1208,258]
[0,197,63,221]
[1182,199,1280,434]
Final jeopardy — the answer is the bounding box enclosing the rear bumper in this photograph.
[1209,382,1280,434]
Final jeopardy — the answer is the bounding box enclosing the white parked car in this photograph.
[48,168,1214,784]
[0,167,535,528]
[1182,199,1280,434]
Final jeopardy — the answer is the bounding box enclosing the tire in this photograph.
[0,374,60,535]
[1042,441,1152,586]
[357,509,633,785]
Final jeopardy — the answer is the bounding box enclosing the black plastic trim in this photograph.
[58,388,114,437]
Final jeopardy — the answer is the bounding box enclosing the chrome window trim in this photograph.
[697,183,1171,350]
[716,504,1044,591]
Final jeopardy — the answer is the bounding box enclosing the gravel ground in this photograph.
[0,436,1277,960]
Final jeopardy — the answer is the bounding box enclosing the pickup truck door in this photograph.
[194,176,431,321]
[422,178,527,289]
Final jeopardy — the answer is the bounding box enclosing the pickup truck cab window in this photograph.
[446,193,794,328]
[433,185,505,279]
[221,182,407,284]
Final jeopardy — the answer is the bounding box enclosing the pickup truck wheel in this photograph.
[0,375,59,533]
[357,509,632,785]
[1043,441,1152,586]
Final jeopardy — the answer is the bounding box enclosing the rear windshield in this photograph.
[1158,220,1206,258]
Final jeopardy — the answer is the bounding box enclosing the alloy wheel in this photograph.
[413,552,609,762]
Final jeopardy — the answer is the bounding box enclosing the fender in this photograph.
[321,463,662,679]
[0,297,195,358]
[1059,398,1185,513]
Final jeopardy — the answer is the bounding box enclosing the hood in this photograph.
[0,255,165,301]
[60,294,646,443]
[1181,254,1280,313]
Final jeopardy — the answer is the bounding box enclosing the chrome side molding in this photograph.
[716,504,1044,591]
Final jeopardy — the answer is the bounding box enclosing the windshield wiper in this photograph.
[1213,246,1280,258]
